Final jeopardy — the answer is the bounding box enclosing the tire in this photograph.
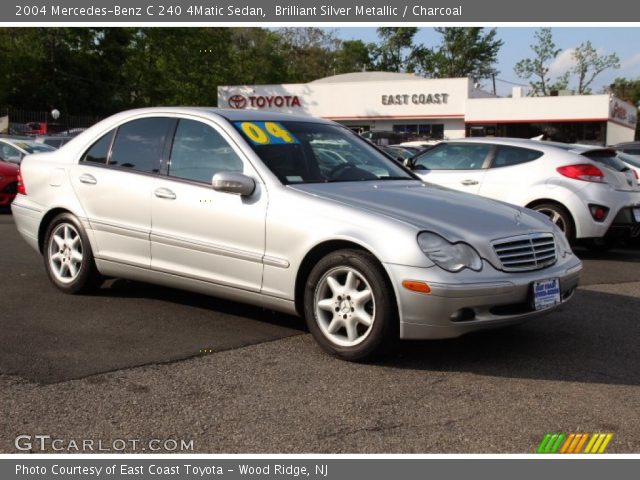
[43,213,102,294]
[531,203,574,241]
[303,249,398,361]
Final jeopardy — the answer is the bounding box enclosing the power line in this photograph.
[494,77,528,87]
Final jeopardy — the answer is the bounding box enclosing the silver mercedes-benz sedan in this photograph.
[12,108,582,360]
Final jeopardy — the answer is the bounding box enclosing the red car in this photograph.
[0,160,19,207]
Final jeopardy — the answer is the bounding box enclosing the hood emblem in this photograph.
[514,210,522,226]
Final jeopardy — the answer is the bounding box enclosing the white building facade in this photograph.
[218,72,637,145]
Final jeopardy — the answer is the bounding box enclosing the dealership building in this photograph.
[218,72,637,145]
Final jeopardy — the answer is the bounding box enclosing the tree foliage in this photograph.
[515,28,620,96]
[571,41,620,94]
[373,27,418,72]
[0,27,504,116]
[514,28,567,96]
[411,28,503,80]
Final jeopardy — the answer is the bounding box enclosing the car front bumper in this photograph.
[386,256,582,340]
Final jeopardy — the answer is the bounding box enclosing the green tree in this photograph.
[277,28,339,82]
[333,40,374,74]
[411,27,503,80]
[374,27,418,72]
[571,41,620,94]
[228,28,288,85]
[514,28,568,96]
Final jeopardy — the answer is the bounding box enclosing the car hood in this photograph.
[290,180,554,244]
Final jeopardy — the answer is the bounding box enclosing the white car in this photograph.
[616,152,640,180]
[0,138,56,164]
[409,138,640,247]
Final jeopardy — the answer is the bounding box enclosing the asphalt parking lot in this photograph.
[1,210,639,453]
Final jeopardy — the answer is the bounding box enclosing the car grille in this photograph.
[492,233,557,272]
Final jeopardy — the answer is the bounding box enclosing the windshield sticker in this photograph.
[285,175,304,183]
[235,121,299,145]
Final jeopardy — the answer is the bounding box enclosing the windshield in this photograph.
[232,121,415,184]
[14,141,56,154]
[617,152,640,169]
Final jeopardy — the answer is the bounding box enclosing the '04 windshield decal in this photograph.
[235,121,299,145]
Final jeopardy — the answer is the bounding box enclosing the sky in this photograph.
[333,27,640,97]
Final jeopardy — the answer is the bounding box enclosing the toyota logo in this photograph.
[228,95,247,109]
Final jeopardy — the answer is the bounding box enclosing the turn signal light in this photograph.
[557,164,606,183]
[402,280,431,294]
[17,168,27,195]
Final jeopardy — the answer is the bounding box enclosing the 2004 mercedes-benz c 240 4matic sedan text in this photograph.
[12,108,582,360]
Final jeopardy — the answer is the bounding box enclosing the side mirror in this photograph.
[212,171,256,196]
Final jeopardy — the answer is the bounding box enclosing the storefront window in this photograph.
[393,124,444,140]
[466,121,606,145]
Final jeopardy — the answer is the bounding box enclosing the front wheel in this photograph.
[43,213,102,294]
[303,249,397,361]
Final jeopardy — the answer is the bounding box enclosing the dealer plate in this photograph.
[533,278,561,311]
[633,208,640,223]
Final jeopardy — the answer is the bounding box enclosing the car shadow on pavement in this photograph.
[377,289,639,387]
[101,278,307,332]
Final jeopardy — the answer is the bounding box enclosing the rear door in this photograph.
[70,117,174,268]
[410,142,492,194]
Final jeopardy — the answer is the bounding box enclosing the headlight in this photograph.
[417,232,483,272]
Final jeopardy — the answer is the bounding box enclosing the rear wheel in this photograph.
[303,249,397,361]
[532,203,573,241]
[43,213,101,294]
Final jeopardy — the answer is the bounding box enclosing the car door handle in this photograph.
[154,188,176,200]
[78,173,97,185]
[461,179,479,186]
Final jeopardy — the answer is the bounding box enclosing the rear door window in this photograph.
[490,145,543,168]
[109,118,173,173]
[81,130,115,164]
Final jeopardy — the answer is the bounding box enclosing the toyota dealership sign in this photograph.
[227,94,302,109]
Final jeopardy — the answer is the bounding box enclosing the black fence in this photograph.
[0,107,102,135]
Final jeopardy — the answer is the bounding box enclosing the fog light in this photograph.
[588,204,609,222]
[450,308,476,322]
[402,280,431,294]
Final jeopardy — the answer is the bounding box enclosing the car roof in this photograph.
[104,106,331,125]
[443,137,613,154]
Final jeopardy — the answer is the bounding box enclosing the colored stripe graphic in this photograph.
[537,433,566,453]
[538,433,613,453]
[584,433,614,453]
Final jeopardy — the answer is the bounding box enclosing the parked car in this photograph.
[34,135,74,149]
[408,138,640,248]
[0,138,57,164]
[12,108,581,360]
[0,159,18,207]
[378,145,415,163]
[612,141,640,158]
[616,151,640,180]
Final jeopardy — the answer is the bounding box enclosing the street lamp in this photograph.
[51,109,60,121]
